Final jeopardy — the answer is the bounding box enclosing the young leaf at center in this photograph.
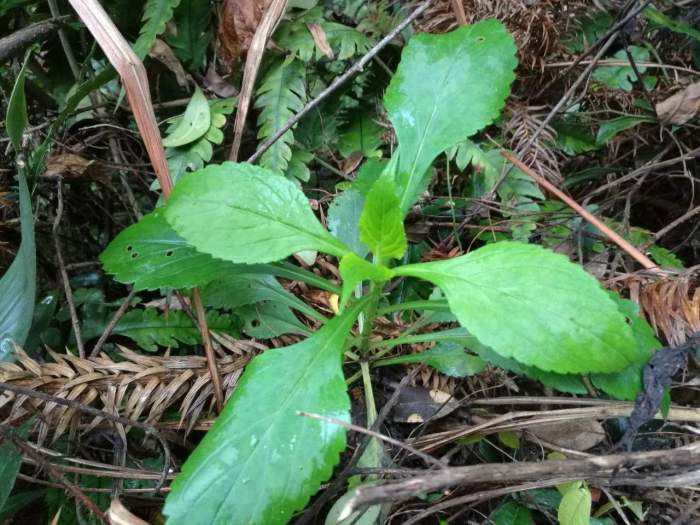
[163,300,365,525]
[358,177,407,263]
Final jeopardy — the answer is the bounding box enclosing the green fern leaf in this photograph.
[167,0,212,69]
[255,59,306,175]
[109,309,237,352]
[133,0,181,59]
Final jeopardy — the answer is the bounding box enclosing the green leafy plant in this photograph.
[98,20,658,524]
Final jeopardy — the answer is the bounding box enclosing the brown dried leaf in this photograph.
[149,38,190,88]
[107,498,149,525]
[656,81,700,126]
[306,22,334,59]
[528,419,606,451]
[43,153,101,180]
[218,0,270,61]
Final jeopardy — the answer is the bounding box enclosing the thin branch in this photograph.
[298,411,445,469]
[52,178,85,358]
[502,151,661,272]
[192,289,224,412]
[247,0,433,164]
[89,288,136,357]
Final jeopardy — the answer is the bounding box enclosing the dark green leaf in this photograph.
[392,242,638,374]
[164,162,349,263]
[328,189,369,258]
[167,0,211,69]
[83,308,237,352]
[359,178,406,262]
[0,171,36,356]
[596,116,655,145]
[162,87,211,147]
[163,301,364,525]
[338,112,383,158]
[643,5,700,44]
[490,500,535,525]
[0,490,44,523]
[378,342,486,377]
[0,421,31,510]
[100,209,232,291]
[239,301,310,339]
[592,46,651,92]
[7,54,30,151]
[384,20,517,213]
[256,59,306,175]
[133,0,181,58]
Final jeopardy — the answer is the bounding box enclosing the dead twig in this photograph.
[345,441,700,512]
[89,288,136,357]
[52,178,85,358]
[502,151,661,272]
[0,16,70,63]
[247,0,433,164]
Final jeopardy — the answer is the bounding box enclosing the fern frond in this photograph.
[133,0,181,59]
[255,59,306,175]
[82,308,238,352]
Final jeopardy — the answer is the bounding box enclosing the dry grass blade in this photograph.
[0,343,255,443]
[228,0,288,161]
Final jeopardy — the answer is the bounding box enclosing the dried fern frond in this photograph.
[505,103,562,183]
[630,269,700,346]
[0,342,261,444]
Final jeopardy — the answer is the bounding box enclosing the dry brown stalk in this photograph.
[0,343,256,444]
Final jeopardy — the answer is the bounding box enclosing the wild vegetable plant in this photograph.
[100,19,656,524]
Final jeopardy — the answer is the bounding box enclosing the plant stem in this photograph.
[357,283,381,358]
[369,327,471,353]
[376,299,449,316]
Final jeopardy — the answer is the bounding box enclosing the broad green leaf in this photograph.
[596,115,655,145]
[498,431,521,450]
[592,46,652,92]
[7,54,30,150]
[564,11,612,53]
[162,87,211,147]
[133,0,181,58]
[328,189,368,258]
[384,20,517,213]
[558,486,592,525]
[256,59,306,175]
[100,209,232,291]
[352,158,388,196]
[489,500,535,525]
[82,308,237,352]
[325,484,382,525]
[359,178,406,262]
[163,301,364,525]
[239,302,311,339]
[0,171,36,356]
[552,118,599,155]
[591,295,661,400]
[338,253,392,311]
[0,421,30,510]
[478,346,588,395]
[167,0,211,69]
[377,342,486,377]
[164,162,350,263]
[392,242,638,374]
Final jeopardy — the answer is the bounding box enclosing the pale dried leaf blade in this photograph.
[528,419,606,451]
[107,498,149,525]
[307,22,334,59]
[656,81,700,125]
